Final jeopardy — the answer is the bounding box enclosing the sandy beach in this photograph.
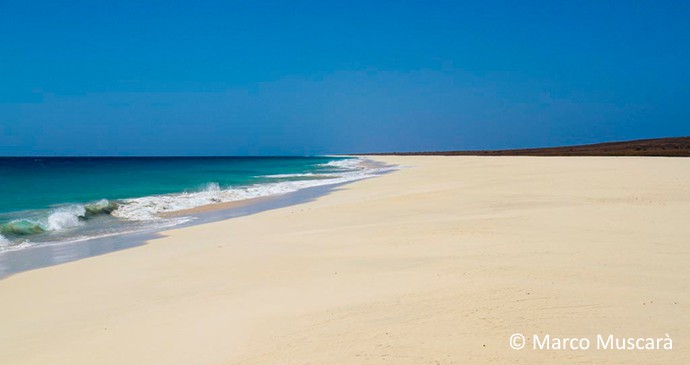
[1,155,689,364]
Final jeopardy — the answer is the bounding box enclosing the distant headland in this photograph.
[361,136,690,157]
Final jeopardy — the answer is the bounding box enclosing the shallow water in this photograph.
[0,182,352,278]
[0,156,389,252]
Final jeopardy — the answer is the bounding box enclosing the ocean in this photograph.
[0,156,386,253]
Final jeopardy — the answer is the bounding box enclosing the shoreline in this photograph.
[0,155,381,254]
[0,156,393,278]
[0,179,365,279]
[1,155,689,364]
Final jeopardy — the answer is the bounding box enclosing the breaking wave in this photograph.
[259,173,339,181]
[318,159,365,170]
[0,200,119,237]
[0,157,395,251]
[84,199,119,217]
[111,159,391,221]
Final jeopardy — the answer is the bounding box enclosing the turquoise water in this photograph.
[0,156,378,251]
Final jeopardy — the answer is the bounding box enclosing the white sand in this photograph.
[1,156,689,364]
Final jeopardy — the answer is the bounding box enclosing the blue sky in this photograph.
[1,1,689,155]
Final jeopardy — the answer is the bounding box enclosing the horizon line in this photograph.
[1,135,689,158]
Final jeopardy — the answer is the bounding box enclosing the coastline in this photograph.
[0,168,389,278]
[0,156,394,277]
[355,135,690,157]
[1,155,689,364]
[0,156,386,256]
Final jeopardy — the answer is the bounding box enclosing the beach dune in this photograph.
[1,156,689,364]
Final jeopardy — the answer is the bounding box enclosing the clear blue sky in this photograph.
[1,0,689,155]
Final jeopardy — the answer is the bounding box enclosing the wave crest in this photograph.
[111,159,394,221]
[318,159,363,169]
[0,158,394,249]
[47,205,85,231]
[0,200,118,237]
[0,219,46,236]
[84,199,119,217]
[0,234,12,247]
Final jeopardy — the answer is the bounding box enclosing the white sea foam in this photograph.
[261,173,326,178]
[0,216,191,254]
[0,234,33,253]
[55,216,194,245]
[0,200,120,239]
[318,158,365,169]
[112,158,394,221]
[0,158,395,254]
[47,205,86,231]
